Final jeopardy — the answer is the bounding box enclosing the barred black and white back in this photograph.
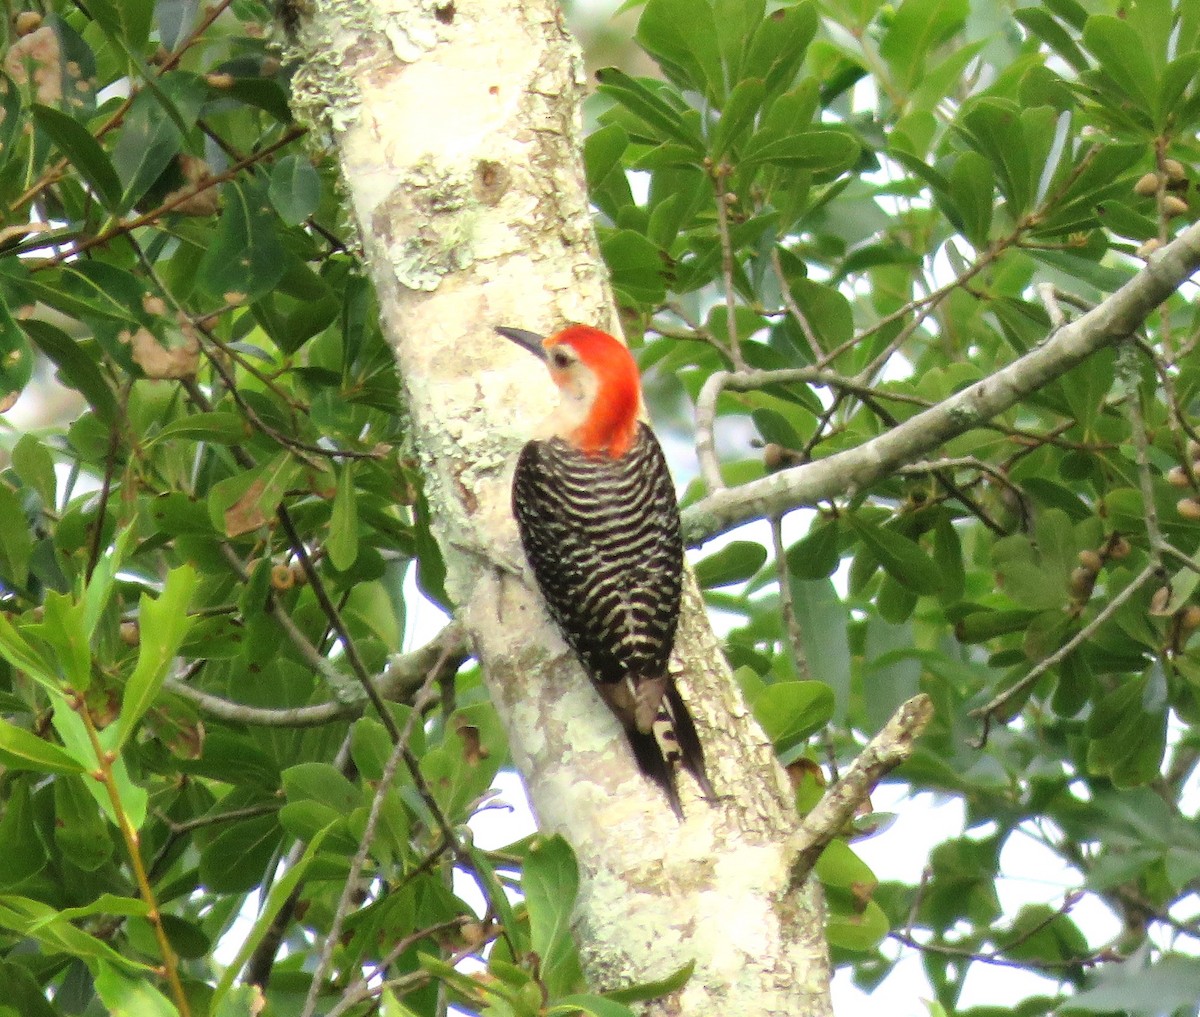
[512,422,712,817]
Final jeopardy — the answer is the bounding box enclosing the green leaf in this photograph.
[787,520,841,581]
[779,279,853,354]
[948,150,993,248]
[585,121,630,186]
[0,894,154,972]
[825,894,889,952]
[740,129,859,173]
[603,960,695,1005]
[49,702,148,828]
[0,718,86,775]
[524,835,583,997]
[713,0,764,87]
[694,540,767,587]
[932,514,965,603]
[0,614,59,693]
[328,463,360,571]
[197,181,287,303]
[94,959,178,1017]
[1061,346,1115,432]
[0,73,22,166]
[752,680,835,746]
[789,577,851,723]
[880,0,969,90]
[110,89,183,210]
[27,592,90,689]
[848,517,943,596]
[150,411,249,445]
[710,77,765,158]
[198,811,282,892]
[0,960,59,1017]
[0,485,32,591]
[117,564,197,749]
[82,0,152,49]
[1062,955,1200,1014]
[213,986,267,1017]
[211,452,301,538]
[20,318,119,424]
[31,104,123,210]
[1013,7,1088,72]
[82,523,137,640]
[744,2,817,99]
[815,838,877,890]
[0,782,49,888]
[1082,15,1158,116]
[11,434,56,508]
[595,68,704,151]
[637,0,724,101]
[282,761,362,813]
[600,229,669,306]
[549,996,637,1017]
[0,299,34,401]
[957,99,1033,215]
[269,154,322,226]
[54,775,113,871]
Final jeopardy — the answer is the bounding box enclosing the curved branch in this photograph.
[788,693,934,884]
[165,623,470,727]
[682,222,1200,545]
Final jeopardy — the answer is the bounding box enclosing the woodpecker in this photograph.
[496,323,713,818]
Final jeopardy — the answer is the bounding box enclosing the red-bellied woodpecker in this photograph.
[496,323,713,818]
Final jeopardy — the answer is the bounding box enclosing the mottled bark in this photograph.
[289,1,831,1013]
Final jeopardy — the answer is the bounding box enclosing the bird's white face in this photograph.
[543,342,600,437]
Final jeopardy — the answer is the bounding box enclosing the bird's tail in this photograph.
[624,680,713,820]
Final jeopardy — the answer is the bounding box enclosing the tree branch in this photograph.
[682,222,1200,545]
[788,694,934,884]
[164,622,469,727]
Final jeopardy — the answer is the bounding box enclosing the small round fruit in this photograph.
[1162,194,1189,217]
[15,11,42,34]
[1134,172,1161,196]
[1177,497,1200,520]
[1070,566,1096,599]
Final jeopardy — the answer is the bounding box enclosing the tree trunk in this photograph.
[290,2,831,1012]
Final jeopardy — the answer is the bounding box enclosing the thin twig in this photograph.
[712,167,746,370]
[890,891,1105,972]
[771,247,824,362]
[771,515,808,679]
[299,667,446,1017]
[85,382,131,582]
[970,563,1160,741]
[1120,343,1166,563]
[76,701,191,1016]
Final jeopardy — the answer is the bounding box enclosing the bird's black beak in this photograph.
[495,326,547,362]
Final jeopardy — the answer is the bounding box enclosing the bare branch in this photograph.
[163,620,469,727]
[682,221,1200,545]
[789,694,934,883]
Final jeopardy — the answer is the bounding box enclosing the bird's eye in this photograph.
[550,349,571,369]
